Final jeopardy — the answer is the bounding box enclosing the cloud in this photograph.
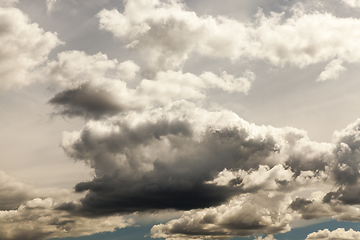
[57,101,333,217]
[151,193,292,239]
[0,7,60,91]
[0,170,33,210]
[97,0,360,79]
[0,170,133,240]
[341,0,360,8]
[0,197,133,240]
[46,0,57,14]
[0,0,17,7]
[255,236,278,240]
[317,59,347,82]
[305,228,360,240]
[331,119,360,185]
[47,51,253,119]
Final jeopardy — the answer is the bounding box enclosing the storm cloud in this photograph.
[57,101,333,223]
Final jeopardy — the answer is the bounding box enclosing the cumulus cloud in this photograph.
[0,197,133,240]
[47,51,253,119]
[151,193,292,239]
[57,101,333,218]
[0,170,133,240]
[305,228,360,240]
[0,7,60,91]
[97,0,360,79]
[331,119,360,186]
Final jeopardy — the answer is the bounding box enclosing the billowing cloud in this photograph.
[0,170,133,240]
[97,0,360,79]
[47,51,253,119]
[0,7,60,91]
[331,119,360,186]
[305,228,360,240]
[0,197,133,240]
[151,193,292,239]
[58,101,332,218]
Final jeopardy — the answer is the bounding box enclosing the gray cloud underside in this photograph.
[0,172,133,240]
[56,101,325,222]
[55,100,360,238]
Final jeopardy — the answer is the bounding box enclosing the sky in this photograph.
[3,0,360,239]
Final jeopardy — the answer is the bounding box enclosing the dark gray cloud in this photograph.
[49,83,126,119]
[323,186,360,205]
[58,102,332,217]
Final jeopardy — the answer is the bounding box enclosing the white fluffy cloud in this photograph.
[47,51,253,119]
[306,228,360,239]
[151,193,292,239]
[97,0,360,80]
[0,7,60,91]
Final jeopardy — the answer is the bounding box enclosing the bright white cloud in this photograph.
[306,228,360,239]
[0,7,60,91]
[151,193,292,239]
[317,59,347,82]
[97,0,360,80]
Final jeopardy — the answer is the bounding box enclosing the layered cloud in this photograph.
[305,228,360,240]
[0,7,60,91]
[151,193,292,239]
[97,0,360,80]
[47,51,253,119]
[0,170,133,240]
